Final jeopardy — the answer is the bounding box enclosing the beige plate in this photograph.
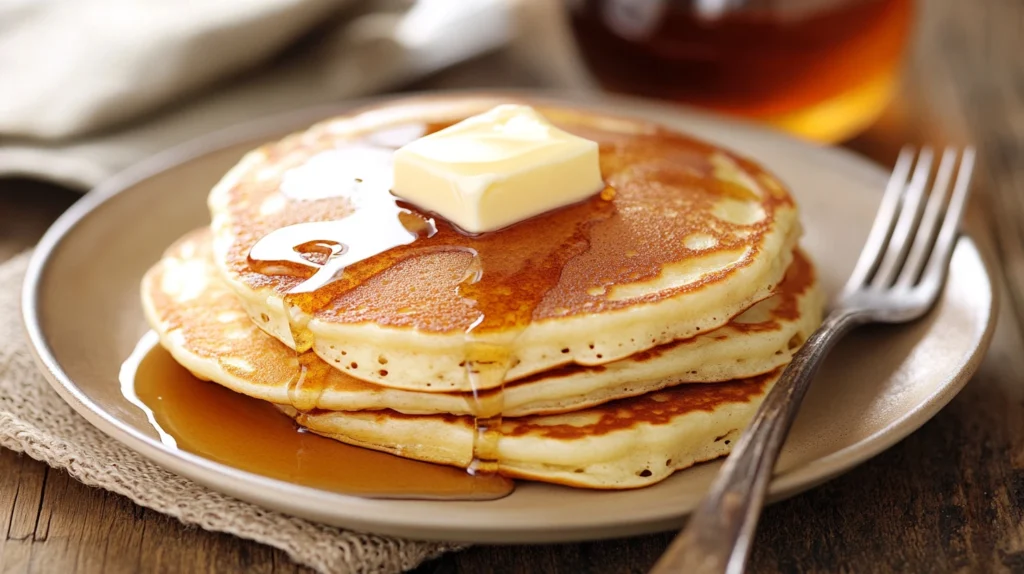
[22,92,997,544]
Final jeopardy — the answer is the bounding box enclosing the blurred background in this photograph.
[2,1,1018,290]
[0,0,942,189]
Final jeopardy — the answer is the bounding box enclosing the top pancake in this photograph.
[209,96,800,391]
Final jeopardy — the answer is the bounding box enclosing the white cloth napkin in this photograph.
[0,0,592,188]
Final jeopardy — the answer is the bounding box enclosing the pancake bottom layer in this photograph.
[286,369,780,489]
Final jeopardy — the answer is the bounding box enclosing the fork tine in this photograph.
[920,147,975,288]
[871,147,934,288]
[843,147,916,292]
[896,147,958,288]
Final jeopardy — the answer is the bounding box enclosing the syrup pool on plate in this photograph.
[120,332,513,500]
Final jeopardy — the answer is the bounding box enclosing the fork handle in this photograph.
[650,308,864,574]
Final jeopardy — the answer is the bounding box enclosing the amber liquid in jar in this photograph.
[567,0,913,142]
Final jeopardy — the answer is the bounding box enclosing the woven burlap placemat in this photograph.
[0,251,461,573]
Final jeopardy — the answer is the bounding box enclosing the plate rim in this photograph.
[20,91,999,543]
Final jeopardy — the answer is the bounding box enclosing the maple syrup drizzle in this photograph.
[245,122,614,476]
[463,342,511,475]
[246,140,438,421]
[120,332,513,500]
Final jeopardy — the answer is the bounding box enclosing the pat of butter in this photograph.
[392,104,604,233]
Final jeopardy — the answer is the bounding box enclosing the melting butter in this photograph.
[392,104,605,233]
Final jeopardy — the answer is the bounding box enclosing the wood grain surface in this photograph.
[3,0,1023,572]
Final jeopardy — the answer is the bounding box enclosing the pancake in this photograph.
[286,369,781,489]
[208,96,801,392]
[142,228,819,416]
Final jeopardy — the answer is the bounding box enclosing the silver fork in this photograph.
[650,146,976,574]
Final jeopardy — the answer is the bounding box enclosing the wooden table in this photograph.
[3,1,1023,572]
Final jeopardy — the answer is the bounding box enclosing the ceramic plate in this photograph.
[22,93,996,543]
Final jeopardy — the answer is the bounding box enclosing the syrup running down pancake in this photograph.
[208,97,801,392]
[139,228,787,487]
[143,229,820,417]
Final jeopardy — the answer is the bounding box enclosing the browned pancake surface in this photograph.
[217,102,794,334]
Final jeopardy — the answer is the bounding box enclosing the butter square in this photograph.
[392,105,604,233]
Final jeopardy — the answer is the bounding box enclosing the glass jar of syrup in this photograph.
[566,0,914,142]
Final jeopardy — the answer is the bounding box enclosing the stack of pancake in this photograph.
[140,97,822,489]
